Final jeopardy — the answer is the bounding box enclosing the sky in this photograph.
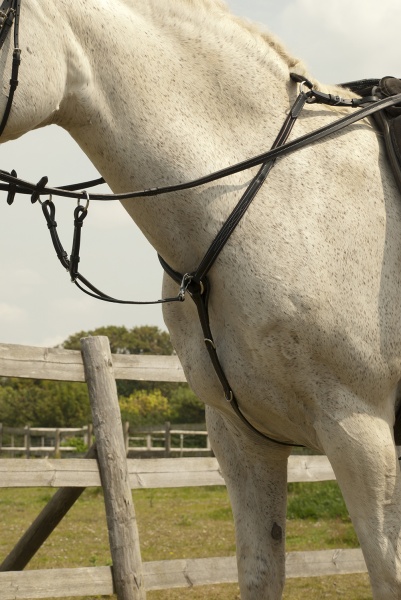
[0,0,400,348]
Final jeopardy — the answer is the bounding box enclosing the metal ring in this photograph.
[38,194,52,206]
[204,338,216,350]
[299,81,308,95]
[225,390,234,403]
[77,191,90,211]
[299,81,315,103]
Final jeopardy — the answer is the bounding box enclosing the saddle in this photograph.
[342,76,401,194]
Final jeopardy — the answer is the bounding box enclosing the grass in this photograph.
[0,482,371,599]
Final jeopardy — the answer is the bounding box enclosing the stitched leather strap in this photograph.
[0,0,21,137]
[2,91,401,202]
[158,91,310,447]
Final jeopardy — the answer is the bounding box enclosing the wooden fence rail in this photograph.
[0,340,368,599]
[0,424,92,457]
[0,423,211,457]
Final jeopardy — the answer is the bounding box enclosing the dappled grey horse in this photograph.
[1,1,401,597]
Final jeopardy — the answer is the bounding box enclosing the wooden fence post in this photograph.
[86,423,93,447]
[54,428,61,457]
[24,426,30,459]
[164,421,171,458]
[123,421,130,456]
[80,336,145,600]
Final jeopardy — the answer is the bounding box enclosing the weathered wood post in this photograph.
[24,426,30,459]
[164,421,171,458]
[80,336,145,600]
[86,422,93,447]
[123,421,130,456]
[54,428,61,457]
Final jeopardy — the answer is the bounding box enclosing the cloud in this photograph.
[0,267,45,287]
[38,334,67,348]
[0,303,26,322]
[287,0,396,33]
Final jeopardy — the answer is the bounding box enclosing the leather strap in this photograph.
[2,90,401,202]
[0,0,21,137]
[40,197,184,305]
[158,91,311,447]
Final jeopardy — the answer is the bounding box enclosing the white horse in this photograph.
[2,1,401,598]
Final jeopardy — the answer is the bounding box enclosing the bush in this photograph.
[0,379,91,427]
[61,437,88,453]
[119,389,171,426]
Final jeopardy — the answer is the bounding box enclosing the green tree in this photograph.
[119,389,171,426]
[0,378,90,427]
[169,385,204,423]
[63,325,176,398]
[63,325,173,355]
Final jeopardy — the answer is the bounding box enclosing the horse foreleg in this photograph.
[316,403,401,599]
[206,406,291,600]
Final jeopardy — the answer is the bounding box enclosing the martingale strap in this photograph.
[159,89,311,447]
[3,74,401,445]
[40,198,183,306]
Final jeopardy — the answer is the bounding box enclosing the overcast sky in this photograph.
[0,0,400,348]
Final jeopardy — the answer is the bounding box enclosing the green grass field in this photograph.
[0,482,371,599]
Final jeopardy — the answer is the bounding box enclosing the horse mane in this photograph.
[150,0,353,100]
[225,9,353,97]
[163,1,321,83]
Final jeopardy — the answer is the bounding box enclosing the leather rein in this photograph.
[2,3,401,445]
[0,0,20,136]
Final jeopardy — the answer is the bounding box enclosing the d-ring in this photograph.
[77,191,90,211]
[38,194,52,206]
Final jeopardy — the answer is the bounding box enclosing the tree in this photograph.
[63,325,176,398]
[0,378,90,427]
[63,325,173,355]
[169,385,205,423]
[119,389,171,426]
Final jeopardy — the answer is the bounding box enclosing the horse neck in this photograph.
[57,0,298,267]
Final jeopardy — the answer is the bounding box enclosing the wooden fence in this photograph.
[0,425,92,457]
[0,339,368,599]
[0,423,211,457]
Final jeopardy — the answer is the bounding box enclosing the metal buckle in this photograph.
[179,273,193,301]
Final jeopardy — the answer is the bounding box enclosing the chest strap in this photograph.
[158,88,312,447]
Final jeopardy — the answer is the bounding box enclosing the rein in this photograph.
[1,87,401,202]
[2,4,401,444]
[1,79,401,308]
[0,0,20,137]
